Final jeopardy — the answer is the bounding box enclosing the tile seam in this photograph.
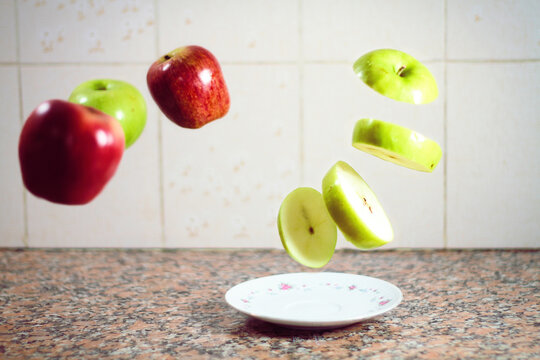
[153,0,166,248]
[14,0,29,248]
[298,0,304,185]
[443,0,448,249]
[1,59,538,67]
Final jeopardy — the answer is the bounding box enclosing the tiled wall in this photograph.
[1,0,538,249]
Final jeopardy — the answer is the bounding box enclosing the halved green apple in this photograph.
[278,187,337,268]
[322,161,393,250]
[352,118,442,172]
[353,49,438,104]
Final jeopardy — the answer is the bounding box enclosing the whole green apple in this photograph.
[69,79,147,148]
[353,49,438,104]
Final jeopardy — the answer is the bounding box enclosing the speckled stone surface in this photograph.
[0,249,538,359]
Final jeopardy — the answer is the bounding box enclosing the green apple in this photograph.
[353,49,438,104]
[352,118,442,172]
[322,161,393,250]
[69,79,147,148]
[278,187,337,268]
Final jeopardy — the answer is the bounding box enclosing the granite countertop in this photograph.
[0,248,538,359]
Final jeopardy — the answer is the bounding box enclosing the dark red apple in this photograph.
[18,99,125,205]
[147,45,230,129]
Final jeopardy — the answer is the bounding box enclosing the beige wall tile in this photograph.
[0,0,17,62]
[0,66,25,247]
[162,64,301,248]
[447,63,540,247]
[303,0,445,62]
[158,0,299,62]
[18,0,156,63]
[448,0,540,59]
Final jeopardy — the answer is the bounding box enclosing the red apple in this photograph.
[18,99,125,205]
[147,45,230,129]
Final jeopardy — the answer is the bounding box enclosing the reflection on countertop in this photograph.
[0,248,538,359]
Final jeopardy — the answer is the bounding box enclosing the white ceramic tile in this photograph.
[447,63,540,248]
[447,0,540,60]
[303,63,445,249]
[0,66,25,247]
[20,64,161,247]
[302,0,445,63]
[158,0,299,62]
[162,65,300,248]
[0,0,17,62]
[18,0,156,63]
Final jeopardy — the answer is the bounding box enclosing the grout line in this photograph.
[224,60,298,66]
[3,61,155,66]
[298,0,305,185]
[303,59,447,64]
[153,0,166,248]
[444,58,540,63]
[443,0,448,249]
[14,0,29,248]
[1,58,539,67]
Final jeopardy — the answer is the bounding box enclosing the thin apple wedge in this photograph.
[352,118,442,172]
[278,187,337,268]
[322,161,393,250]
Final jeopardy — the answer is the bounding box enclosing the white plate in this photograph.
[225,272,402,330]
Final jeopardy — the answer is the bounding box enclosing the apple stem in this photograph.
[396,65,406,77]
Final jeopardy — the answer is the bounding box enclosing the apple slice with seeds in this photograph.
[322,161,393,250]
[352,119,442,172]
[278,187,337,268]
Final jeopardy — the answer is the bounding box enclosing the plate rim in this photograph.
[225,272,403,328]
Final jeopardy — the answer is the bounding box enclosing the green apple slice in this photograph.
[322,161,393,250]
[278,187,337,268]
[353,49,438,104]
[352,118,442,172]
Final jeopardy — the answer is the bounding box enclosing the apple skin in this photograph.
[352,118,442,172]
[322,161,393,250]
[353,49,438,104]
[68,79,147,149]
[18,99,125,205]
[147,45,230,129]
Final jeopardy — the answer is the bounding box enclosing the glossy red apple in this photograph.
[18,99,125,205]
[147,45,230,129]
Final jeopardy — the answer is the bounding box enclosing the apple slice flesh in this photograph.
[322,161,393,250]
[352,119,442,172]
[278,187,337,268]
